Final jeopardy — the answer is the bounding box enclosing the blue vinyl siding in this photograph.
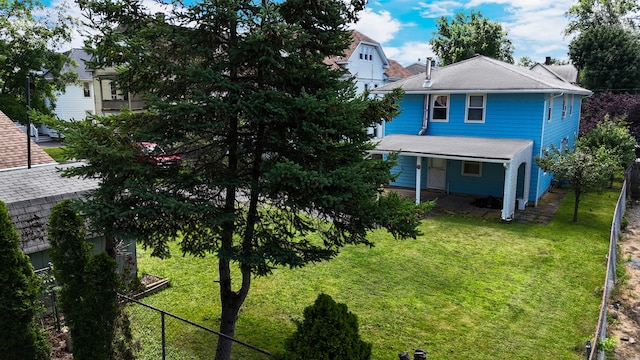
[385,91,584,204]
[385,94,424,135]
[447,161,505,197]
[391,155,427,188]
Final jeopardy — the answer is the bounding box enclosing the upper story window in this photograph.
[547,97,553,123]
[110,82,118,100]
[562,94,568,118]
[465,94,485,123]
[83,82,91,97]
[359,45,374,61]
[569,94,574,116]
[431,95,449,122]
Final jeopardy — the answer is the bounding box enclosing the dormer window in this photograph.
[359,45,374,62]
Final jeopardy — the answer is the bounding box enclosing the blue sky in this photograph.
[353,0,579,66]
[45,0,579,67]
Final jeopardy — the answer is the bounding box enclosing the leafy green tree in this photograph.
[577,117,637,181]
[278,293,371,360]
[565,0,640,36]
[568,24,640,92]
[0,200,50,360]
[48,200,118,360]
[536,145,617,222]
[63,0,427,358]
[430,11,514,66]
[0,0,77,123]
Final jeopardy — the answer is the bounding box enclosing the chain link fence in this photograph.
[121,294,271,360]
[587,172,630,360]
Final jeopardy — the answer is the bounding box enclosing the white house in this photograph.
[42,49,96,138]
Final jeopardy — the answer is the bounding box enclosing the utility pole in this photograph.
[26,76,31,169]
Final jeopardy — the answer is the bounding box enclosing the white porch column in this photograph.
[502,161,516,221]
[415,156,422,204]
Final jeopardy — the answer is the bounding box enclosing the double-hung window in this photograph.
[562,94,568,118]
[465,94,485,123]
[431,95,449,122]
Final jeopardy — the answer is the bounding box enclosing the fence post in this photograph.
[585,340,592,359]
[161,311,166,360]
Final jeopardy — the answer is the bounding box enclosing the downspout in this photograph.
[418,57,433,135]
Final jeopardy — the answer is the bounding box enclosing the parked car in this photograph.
[136,142,181,170]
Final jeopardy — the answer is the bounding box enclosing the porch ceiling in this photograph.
[371,134,533,162]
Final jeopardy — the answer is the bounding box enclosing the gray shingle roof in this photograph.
[0,162,99,254]
[371,134,533,162]
[373,55,592,95]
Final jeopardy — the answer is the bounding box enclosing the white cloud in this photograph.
[49,0,180,51]
[384,42,435,66]
[353,8,402,43]
[415,1,463,18]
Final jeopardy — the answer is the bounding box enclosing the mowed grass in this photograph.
[43,147,67,162]
[133,187,618,360]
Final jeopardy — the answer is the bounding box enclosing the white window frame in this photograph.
[83,82,91,98]
[569,94,574,116]
[562,94,568,118]
[547,97,553,123]
[465,94,486,123]
[461,161,482,177]
[431,94,449,122]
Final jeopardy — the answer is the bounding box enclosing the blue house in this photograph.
[371,55,592,221]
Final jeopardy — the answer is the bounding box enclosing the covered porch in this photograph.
[371,134,534,221]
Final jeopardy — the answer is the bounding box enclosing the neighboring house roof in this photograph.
[325,30,389,71]
[0,111,56,170]
[374,55,592,95]
[385,59,413,80]
[0,162,99,255]
[405,62,426,75]
[530,63,579,84]
[45,48,93,81]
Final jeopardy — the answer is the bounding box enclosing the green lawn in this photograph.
[43,147,67,162]
[133,187,617,359]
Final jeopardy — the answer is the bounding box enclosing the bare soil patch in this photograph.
[610,202,640,360]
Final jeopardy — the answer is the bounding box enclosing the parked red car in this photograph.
[136,142,181,170]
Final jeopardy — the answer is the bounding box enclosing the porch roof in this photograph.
[371,134,534,162]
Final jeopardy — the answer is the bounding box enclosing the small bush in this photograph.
[278,293,371,360]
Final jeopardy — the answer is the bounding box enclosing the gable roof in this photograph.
[0,162,99,255]
[0,111,56,170]
[405,62,426,75]
[373,55,592,95]
[530,63,579,84]
[44,48,93,81]
[324,30,390,71]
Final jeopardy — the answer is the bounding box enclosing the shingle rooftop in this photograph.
[371,134,533,162]
[0,162,99,255]
[374,55,592,95]
[0,110,56,170]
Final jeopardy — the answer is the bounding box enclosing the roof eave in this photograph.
[373,88,593,96]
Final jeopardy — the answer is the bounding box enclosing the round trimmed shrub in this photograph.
[279,293,371,360]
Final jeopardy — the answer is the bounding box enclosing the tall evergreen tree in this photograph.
[64,0,426,358]
[0,201,50,360]
[48,200,118,360]
[430,11,514,66]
